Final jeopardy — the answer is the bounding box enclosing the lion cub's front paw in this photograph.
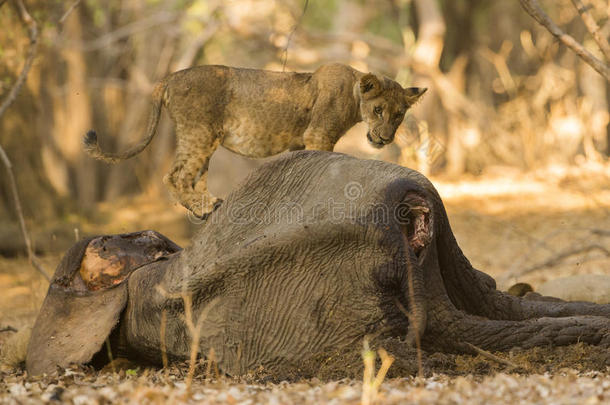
[185,196,223,222]
[212,198,224,211]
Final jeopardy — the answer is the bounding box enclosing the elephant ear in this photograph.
[359,73,382,99]
[404,87,427,105]
[26,231,181,376]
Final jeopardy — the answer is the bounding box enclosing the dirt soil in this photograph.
[1,161,609,403]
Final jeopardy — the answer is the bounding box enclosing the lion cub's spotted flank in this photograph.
[84,63,426,217]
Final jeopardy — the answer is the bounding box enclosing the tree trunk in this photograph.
[410,0,446,175]
[104,1,177,200]
[58,10,96,208]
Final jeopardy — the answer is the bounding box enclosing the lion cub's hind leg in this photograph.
[163,127,222,218]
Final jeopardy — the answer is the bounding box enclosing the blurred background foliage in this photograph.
[0,0,609,254]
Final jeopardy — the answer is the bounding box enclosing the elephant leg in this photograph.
[432,212,610,321]
[421,246,610,353]
[424,297,610,353]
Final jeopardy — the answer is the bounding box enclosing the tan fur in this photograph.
[84,63,426,216]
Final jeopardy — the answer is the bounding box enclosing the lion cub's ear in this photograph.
[404,87,427,105]
[360,74,382,98]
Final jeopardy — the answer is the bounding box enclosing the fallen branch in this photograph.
[464,342,520,370]
[0,0,49,282]
[519,0,609,81]
[570,0,610,62]
[499,226,610,284]
[591,229,610,237]
[518,244,610,277]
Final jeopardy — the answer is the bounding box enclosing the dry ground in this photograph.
[1,159,609,403]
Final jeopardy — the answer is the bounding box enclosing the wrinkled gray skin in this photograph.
[27,151,610,377]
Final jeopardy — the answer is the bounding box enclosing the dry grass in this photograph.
[0,364,608,404]
[361,340,395,405]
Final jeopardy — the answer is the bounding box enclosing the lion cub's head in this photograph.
[357,74,426,149]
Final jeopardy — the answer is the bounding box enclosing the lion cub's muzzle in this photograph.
[367,131,393,149]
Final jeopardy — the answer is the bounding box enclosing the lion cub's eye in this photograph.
[374,106,383,116]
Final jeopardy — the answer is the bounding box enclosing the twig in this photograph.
[0,0,39,117]
[500,227,609,283]
[58,0,82,25]
[281,0,309,71]
[0,1,48,280]
[305,30,405,55]
[361,340,375,405]
[464,342,520,370]
[62,11,177,52]
[160,310,169,369]
[501,228,564,282]
[163,289,219,392]
[517,244,610,276]
[204,347,219,380]
[172,21,219,71]
[480,42,517,97]
[0,1,49,282]
[105,339,115,373]
[519,0,609,81]
[570,0,610,62]
[0,147,50,281]
[394,298,423,377]
[0,326,18,333]
[361,340,395,405]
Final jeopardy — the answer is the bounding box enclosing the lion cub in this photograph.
[84,63,426,217]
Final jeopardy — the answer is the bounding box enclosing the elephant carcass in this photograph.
[26,151,610,377]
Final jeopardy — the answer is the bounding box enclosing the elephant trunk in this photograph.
[403,239,428,348]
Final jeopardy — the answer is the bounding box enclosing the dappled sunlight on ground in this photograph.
[433,162,610,290]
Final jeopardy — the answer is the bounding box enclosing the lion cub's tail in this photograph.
[83,80,167,163]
